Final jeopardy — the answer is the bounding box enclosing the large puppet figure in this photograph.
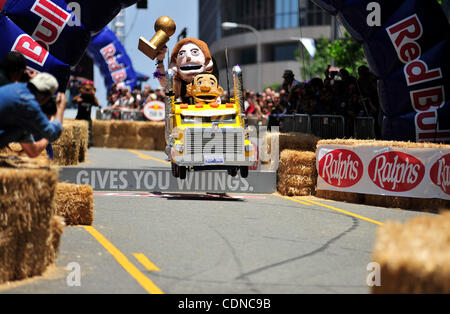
[155,38,214,102]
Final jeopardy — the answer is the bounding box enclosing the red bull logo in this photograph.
[12,34,49,66]
[100,43,127,84]
[387,14,448,142]
[30,0,71,51]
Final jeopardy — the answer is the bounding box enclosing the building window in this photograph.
[272,43,298,61]
[275,0,299,29]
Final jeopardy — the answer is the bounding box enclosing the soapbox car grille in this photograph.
[184,128,244,155]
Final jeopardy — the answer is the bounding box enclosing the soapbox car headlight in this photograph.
[174,144,185,153]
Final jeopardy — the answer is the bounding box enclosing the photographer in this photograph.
[72,80,99,147]
[0,51,26,86]
[0,73,66,158]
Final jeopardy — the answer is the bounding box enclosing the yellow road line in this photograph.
[83,226,164,294]
[133,253,161,272]
[280,195,384,226]
[128,149,170,165]
[279,195,312,206]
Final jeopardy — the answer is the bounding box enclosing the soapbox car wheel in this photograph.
[240,166,249,178]
[227,167,239,177]
[171,162,179,178]
[179,166,187,180]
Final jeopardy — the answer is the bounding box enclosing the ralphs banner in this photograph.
[317,144,450,200]
[311,0,450,143]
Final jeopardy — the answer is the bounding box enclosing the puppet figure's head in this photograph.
[80,80,96,95]
[186,73,223,104]
[170,38,214,83]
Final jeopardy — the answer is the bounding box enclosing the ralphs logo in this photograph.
[430,154,450,195]
[318,149,363,187]
[369,151,424,192]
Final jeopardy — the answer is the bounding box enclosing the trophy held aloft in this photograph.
[138,16,176,60]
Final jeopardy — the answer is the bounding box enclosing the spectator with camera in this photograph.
[0,72,66,158]
[72,80,99,147]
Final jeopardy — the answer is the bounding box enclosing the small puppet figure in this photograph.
[186,73,223,105]
[72,80,100,121]
[155,38,215,102]
[72,80,100,147]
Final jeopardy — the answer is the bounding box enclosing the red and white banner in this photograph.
[317,144,450,200]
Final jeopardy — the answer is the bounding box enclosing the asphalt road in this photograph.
[0,148,436,294]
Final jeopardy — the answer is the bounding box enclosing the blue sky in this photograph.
[94,0,199,105]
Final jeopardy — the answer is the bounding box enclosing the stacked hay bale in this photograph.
[92,120,165,151]
[269,132,319,196]
[54,183,94,226]
[279,132,320,152]
[52,119,89,166]
[315,139,450,211]
[372,212,450,293]
[0,155,64,283]
[0,143,51,167]
[277,150,317,196]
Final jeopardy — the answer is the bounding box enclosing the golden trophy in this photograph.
[138,16,176,60]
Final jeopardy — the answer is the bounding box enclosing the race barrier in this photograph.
[96,108,145,121]
[59,167,277,194]
[0,156,63,283]
[371,212,450,293]
[92,120,165,151]
[278,114,376,140]
[315,139,450,211]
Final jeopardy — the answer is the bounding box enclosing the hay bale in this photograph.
[315,190,365,204]
[280,133,319,152]
[92,121,164,151]
[54,183,94,225]
[277,174,315,196]
[372,212,450,293]
[73,120,89,163]
[0,157,62,283]
[109,121,137,138]
[277,150,317,196]
[52,121,79,166]
[92,120,110,147]
[136,137,156,151]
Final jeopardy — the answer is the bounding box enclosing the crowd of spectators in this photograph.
[244,66,381,138]
[69,63,382,138]
[106,83,166,110]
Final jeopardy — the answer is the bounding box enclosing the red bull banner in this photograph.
[317,144,450,200]
[312,0,450,143]
[0,0,138,91]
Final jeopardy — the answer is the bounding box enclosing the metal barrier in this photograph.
[280,114,296,132]
[354,117,376,139]
[96,109,144,121]
[246,116,268,127]
[310,115,345,139]
[293,114,310,134]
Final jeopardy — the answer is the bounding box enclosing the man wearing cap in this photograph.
[282,69,303,113]
[0,72,66,157]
